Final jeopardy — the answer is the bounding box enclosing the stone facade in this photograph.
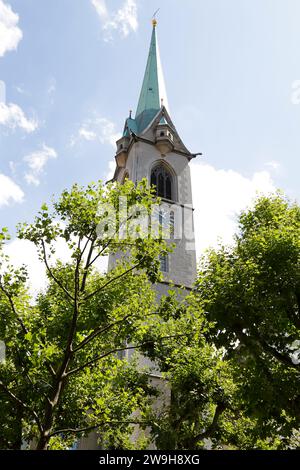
[112,107,197,289]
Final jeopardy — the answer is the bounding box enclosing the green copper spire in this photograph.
[135,20,169,133]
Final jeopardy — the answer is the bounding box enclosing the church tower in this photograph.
[112,20,197,290]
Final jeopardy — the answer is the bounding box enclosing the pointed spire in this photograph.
[135,20,169,133]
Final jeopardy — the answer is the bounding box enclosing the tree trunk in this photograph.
[35,375,67,450]
[11,404,23,450]
[36,434,50,450]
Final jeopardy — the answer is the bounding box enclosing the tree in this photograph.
[0,179,172,450]
[195,194,300,446]
[2,186,299,450]
[137,292,287,450]
[137,291,235,449]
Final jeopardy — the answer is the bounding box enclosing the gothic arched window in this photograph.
[151,165,173,200]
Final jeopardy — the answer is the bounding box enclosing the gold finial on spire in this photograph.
[152,8,160,27]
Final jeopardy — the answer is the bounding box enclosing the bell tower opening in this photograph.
[150,164,173,201]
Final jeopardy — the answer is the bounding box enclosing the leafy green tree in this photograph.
[0,179,171,450]
[138,292,284,450]
[2,186,298,451]
[139,293,235,449]
[136,195,300,450]
[195,194,300,447]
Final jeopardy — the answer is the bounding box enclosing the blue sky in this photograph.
[0,0,299,268]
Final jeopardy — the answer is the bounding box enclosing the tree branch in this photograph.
[66,344,142,376]
[48,420,148,438]
[67,333,189,377]
[80,236,96,293]
[260,337,300,370]
[237,327,300,371]
[85,212,137,271]
[74,309,162,353]
[86,238,112,271]
[0,278,28,334]
[83,261,142,302]
[73,315,133,353]
[189,402,227,447]
[0,380,43,433]
[41,241,74,301]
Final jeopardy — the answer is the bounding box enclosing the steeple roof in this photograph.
[135,21,169,133]
[117,21,193,165]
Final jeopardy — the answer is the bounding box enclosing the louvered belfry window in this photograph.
[151,165,173,200]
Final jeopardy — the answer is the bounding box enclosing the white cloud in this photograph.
[8,160,17,175]
[265,160,281,172]
[95,118,121,146]
[4,234,108,297]
[0,80,5,102]
[24,144,57,186]
[106,160,116,181]
[0,173,24,207]
[190,162,276,255]
[47,78,56,96]
[0,0,23,57]
[91,0,138,41]
[15,85,25,94]
[4,236,72,297]
[47,77,56,105]
[79,127,97,141]
[4,239,47,295]
[91,0,108,19]
[71,116,121,148]
[0,102,38,133]
[24,173,40,187]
